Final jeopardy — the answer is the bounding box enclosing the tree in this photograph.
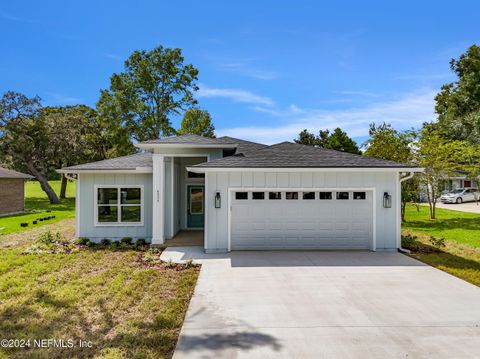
[417,126,467,219]
[178,108,215,137]
[97,46,199,142]
[41,105,120,198]
[0,91,60,203]
[435,45,480,144]
[364,123,418,221]
[294,127,361,154]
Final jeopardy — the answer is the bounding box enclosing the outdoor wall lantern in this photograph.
[215,192,221,208]
[383,192,392,208]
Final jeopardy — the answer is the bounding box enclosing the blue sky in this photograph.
[1,1,479,145]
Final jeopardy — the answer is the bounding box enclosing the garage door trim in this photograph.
[227,187,377,251]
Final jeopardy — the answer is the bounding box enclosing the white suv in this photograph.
[440,188,479,204]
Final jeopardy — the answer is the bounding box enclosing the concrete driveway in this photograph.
[163,249,480,359]
[433,201,480,214]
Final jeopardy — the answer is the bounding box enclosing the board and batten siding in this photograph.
[205,171,399,252]
[78,173,153,241]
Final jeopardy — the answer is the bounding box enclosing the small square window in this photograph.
[286,192,299,200]
[235,192,248,200]
[336,191,349,200]
[302,192,315,200]
[269,192,282,200]
[252,192,265,200]
[319,192,332,200]
[353,192,366,200]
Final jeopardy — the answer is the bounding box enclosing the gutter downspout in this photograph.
[398,172,415,253]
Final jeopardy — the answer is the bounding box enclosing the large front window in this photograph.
[96,186,143,225]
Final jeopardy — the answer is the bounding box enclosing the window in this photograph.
[302,192,315,200]
[252,192,265,200]
[353,192,366,200]
[286,192,299,200]
[235,192,248,200]
[336,191,349,200]
[269,192,282,200]
[319,192,332,200]
[96,186,142,225]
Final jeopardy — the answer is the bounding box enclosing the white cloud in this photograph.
[217,89,436,144]
[197,85,275,106]
[219,62,279,80]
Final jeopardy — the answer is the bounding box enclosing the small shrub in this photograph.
[120,237,133,245]
[110,241,120,248]
[86,240,96,248]
[164,259,174,268]
[46,210,52,213]
[39,218,44,222]
[100,238,112,246]
[185,259,194,268]
[23,231,76,254]
[401,234,417,249]
[76,237,90,245]
[32,221,37,225]
[52,215,56,218]
[429,236,446,249]
[20,222,29,227]
[136,238,147,247]
[142,248,162,264]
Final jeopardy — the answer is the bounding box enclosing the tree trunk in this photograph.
[60,174,68,199]
[25,162,60,204]
[401,201,406,222]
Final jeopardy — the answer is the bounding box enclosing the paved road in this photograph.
[166,249,480,359]
[433,201,480,214]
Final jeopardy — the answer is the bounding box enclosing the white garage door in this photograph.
[231,190,374,250]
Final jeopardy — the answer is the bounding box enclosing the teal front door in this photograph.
[187,185,204,228]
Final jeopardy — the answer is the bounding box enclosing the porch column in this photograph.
[152,154,165,245]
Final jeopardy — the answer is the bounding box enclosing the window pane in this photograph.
[286,192,298,200]
[353,192,366,200]
[302,192,315,200]
[269,192,282,200]
[98,205,118,222]
[235,192,248,200]
[121,206,141,222]
[336,191,349,200]
[97,188,118,205]
[252,192,265,200]
[121,188,141,204]
[319,192,332,200]
[190,188,203,214]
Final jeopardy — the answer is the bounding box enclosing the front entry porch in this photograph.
[165,230,204,247]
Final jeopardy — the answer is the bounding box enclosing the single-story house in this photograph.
[58,135,422,252]
[0,167,33,216]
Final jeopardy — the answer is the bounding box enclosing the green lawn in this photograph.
[403,204,480,248]
[0,180,76,236]
[402,203,480,286]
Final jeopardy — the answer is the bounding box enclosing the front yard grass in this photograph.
[402,204,480,286]
[0,220,199,358]
[0,181,75,236]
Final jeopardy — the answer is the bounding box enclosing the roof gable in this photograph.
[0,167,33,179]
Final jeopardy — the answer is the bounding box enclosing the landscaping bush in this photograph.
[429,236,446,249]
[136,238,147,247]
[100,238,112,246]
[76,237,90,246]
[142,248,162,264]
[120,237,133,245]
[185,259,194,268]
[401,234,417,249]
[32,220,37,224]
[23,231,76,254]
[164,259,174,268]
[20,222,29,227]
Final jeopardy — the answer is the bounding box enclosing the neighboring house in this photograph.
[442,171,479,191]
[58,135,422,252]
[0,167,33,216]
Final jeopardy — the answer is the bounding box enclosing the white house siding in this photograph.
[205,171,399,252]
[78,173,153,241]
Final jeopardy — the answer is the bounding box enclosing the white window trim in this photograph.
[94,185,144,227]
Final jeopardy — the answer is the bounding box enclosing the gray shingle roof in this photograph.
[216,136,268,154]
[0,167,33,179]
[139,134,237,145]
[60,152,153,171]
[193,142,415,168]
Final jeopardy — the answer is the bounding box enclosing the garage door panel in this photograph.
[231,189,373,250]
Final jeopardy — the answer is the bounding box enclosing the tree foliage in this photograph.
[178,108,215,137]
[294,128,361,154]
[435,44,480,143]
[97,46,199,142]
